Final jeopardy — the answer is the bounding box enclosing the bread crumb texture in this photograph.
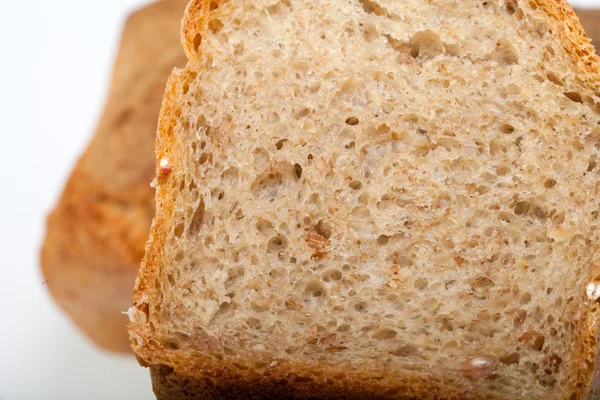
[130,0,600,398]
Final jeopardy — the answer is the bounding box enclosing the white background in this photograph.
[0,0,599,399]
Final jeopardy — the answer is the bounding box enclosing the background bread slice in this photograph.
[40,0,188,353]
[130,0,600,398]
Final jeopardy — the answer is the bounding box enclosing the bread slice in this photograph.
[129,0,600,397]
[40,0,188,353]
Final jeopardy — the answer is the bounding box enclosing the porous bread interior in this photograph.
[134,0,600,398]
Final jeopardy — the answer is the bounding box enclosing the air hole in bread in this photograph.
[192,33,203,53]
[390,254,411,269]
[306,281,326,297]
[247,317,262,329]
[209,19,224,34]
[188,198,206,237]
[437,316,454,332]
[373,328,397,340]
[414,278,429,290]
[233,42,244,57]
[294,163,303,180]
[309,80,321,93]
[547,71,563,86]
[348,180,362,190]
[345,116,359,126]
[256,219,275,236]
[221,167,239,184]
[437,137,459,151]
[179,179,186,191]
[315,220,333,239]
[495,165,510,176]
[354,301,368,312]
[199,152,212,165]
[544,178,557,188]
[409,30,443,59]
[284,298,301,310]
[309,193,320,205]
[377,194,394,210]
[476,185,490,195]
[471,276,495,289]
[358,0,388,16]
[211,188,224,200]
[268,0,293,16]
[500,352,520,365]
[499,211,514,223]
[500,123,515,134]
[513,201,530,215]
[251,301,269,312]
[165,273,175,288]
[489,138,509,156]
[532,206,547,222]
[390,344,418,357]
[195,115,209,132]
[352,205,370,218]
[267,234,289,254]
[491,39,518,65]
[358,193,370,204]
[252,147,270,167]
[161,339,180,350]
[564,92,583,103]
[377,235,389,245]
[294,108,310,119]
[514,309,527,327]
[275,139,288,150]
[269,266,287,281]
[520,292,532,305]
[505,0,517,15]
[252,164,297,199]
[362,22,378,43]
[533,335,545,351]
[551,211,565,225]
[174,223,184,238]
[323,269,342,282]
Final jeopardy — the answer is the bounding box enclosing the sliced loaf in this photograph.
[130,0,600,397]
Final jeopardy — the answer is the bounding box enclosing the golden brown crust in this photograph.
[131,0,600,397]
[530,0,599,81]
[40,0,188,353]
[565,12,600,399]
[149,363,481,400]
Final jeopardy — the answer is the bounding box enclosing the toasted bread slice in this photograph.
[130,0,600,397]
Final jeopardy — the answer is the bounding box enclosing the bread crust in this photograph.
[130,0,600,397]
[40,0,188,353]
[530,0,599,80]
[149,363,486,400]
